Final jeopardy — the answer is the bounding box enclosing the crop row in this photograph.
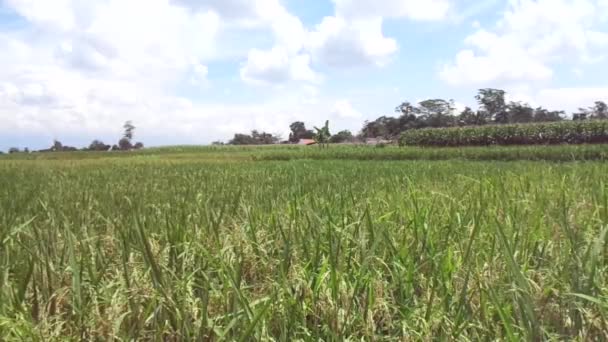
[400,120,608,146]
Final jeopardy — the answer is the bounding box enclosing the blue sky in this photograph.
[0,0,607,151]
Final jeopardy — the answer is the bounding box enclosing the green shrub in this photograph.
[400,120,608,147]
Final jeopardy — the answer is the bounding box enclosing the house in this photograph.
[297,139,317,145]
[365,138,392,145]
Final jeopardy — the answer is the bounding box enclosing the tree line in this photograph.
[226,88,607,145]
[4,121,144,154]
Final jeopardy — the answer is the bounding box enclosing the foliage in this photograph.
[8,147,20,154]
[288,121,314,143]
[123,121,135,140]
[313,120,331,148]
[0,152,607,340]
[400,120,608,147]
[475,88,507,123]
[88,140,111,151]
[329,129,353,143]
[229,130,280,145]
[361,89,574,140]
[576,101,608,120]
[418,99,456,127]
[118,137,133,150]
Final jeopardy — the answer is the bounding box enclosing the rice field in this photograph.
[1,146,607,340]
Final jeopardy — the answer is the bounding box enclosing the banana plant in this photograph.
[314,120,331,148]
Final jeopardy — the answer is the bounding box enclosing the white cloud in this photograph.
[0,0,222,145]
[332,100,363,118]
[533,87,608,112]
[307,0,450,69]
[441,0,608,86]
[240,47,320,85]
[333,0,451,21]
[308,16,398,67]
[5,0,77,31]
[236,0,318,85]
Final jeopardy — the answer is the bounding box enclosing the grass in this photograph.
[1,146,607,340]
[3,143,608,162]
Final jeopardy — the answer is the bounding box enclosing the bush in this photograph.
[400,120,608,147]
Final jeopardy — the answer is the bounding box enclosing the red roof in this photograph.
[297,139,317,145]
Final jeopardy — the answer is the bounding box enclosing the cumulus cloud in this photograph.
[240,47,320,85]
[333,0,451,21]
[241,0,452,79]
[236,0,316,85]
[0,0,225,146]
[532,87,608,112]
[440,0,608,86]
[308,16,398,67]
[308,0,450,68]
[332,100,363,119]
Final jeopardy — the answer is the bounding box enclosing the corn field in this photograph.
[1,148,607,340]
[400,120,608,147]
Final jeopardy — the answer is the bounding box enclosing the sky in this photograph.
[0,0,607,151]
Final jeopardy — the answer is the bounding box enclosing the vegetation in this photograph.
[400,120,608,147]
[229,130,281,145]
[358,89,605,142]
[2,144,608,162]
[1,148,607,340]
[288,121,314,143]
[250,144,608,162]
[87,140,111,151]
[329,130,354,143]
[313,120,331,148]
[217,89,605,146]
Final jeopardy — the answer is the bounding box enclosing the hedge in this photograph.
[399,120,608,147]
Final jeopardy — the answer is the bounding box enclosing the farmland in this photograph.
[400,120,608,147]
[1,146,607,340]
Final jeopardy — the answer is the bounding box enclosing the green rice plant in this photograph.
[0,152,607,340]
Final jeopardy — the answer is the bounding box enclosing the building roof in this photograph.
[365,138,392,144]
[297,139,317,145]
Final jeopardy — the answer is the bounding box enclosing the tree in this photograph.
[229,133,256,145]
[591,101,608,119]
[211,141,225,145]
[251,130,280,144]
[8,147,20,154]
[313,120,331,148]
[52,140,63,152]
[123,121,135,140]
[329,130,354,143]
[229,131,280,145]
[134,142,144,149]
[418,99,456,128]
[24,147,30,153]
[533,107,564,122]
[395,102,425,132]
[506,102,534,123]
[88,140,111,151]
[288,121,314,143]
[458,107,488,126]
[118,137,133,150]
[361,116,395,139]
[476,88,507,124]
[395,101,418,117]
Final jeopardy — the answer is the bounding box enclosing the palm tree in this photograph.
[314,120,331,148]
